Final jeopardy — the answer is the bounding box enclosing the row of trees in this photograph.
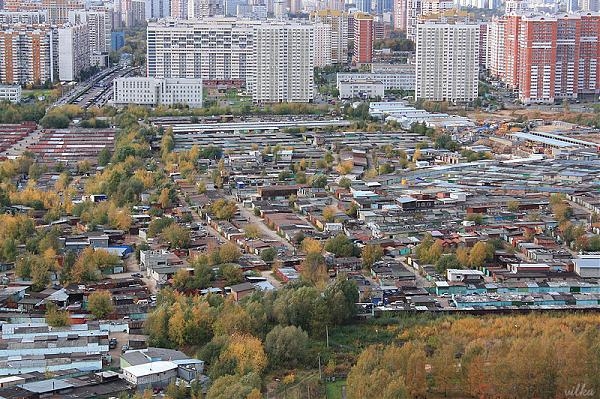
[347,313,600,399]
[145,278,358,398]
[415,233,496,273]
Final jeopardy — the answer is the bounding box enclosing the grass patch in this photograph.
[326,379,346,399]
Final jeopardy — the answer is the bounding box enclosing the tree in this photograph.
[469,241,489,268]
[362,244,384,269]
[265,325,309,368]
[206,373,261,399]
[98,147,111,166]
[322,206,337,222]
[244,224,261,239]
[435,254,461,273]
[260,247,277,263]
[311,173,328,188]
[220,264,243,285]
[456,247,470,267]
[324,234,359,257]
[209,199,238,220]
[219,242,241,263]
[300,252,328,286]
[336,160,354,175]
[45,302,70,327]
[158,188,171,209]
[162,224,191,249]
[87,290,114,319]
[339,177,352,189]
[507,200,520,212]
[220,333,267,375]
[301,237,322,254]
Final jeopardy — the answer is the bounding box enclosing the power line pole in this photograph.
[318,354,322,381]
[326,325,329,348]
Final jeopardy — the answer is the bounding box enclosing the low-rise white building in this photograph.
[574,255,600,278]
[122,361,178,389]
[446,269,485,282]
[113,77,203,108]
[336,66,415,91]
[0,85,22,103]
[338,79,384,99]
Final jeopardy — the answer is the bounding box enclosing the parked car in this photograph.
[121,344,129,353]
[109,338,117,349]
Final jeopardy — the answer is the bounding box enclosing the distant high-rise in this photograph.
[352,12,373,65]
[309,9,348,64]
[0,24,57,85]
[415,21,479,102]
[313,22,332,66]
[42,0,84,24]
[145,0,170,19]
[253,22,314,102]
[393,0,407,31]
[68,10,111,54]
[187,0,225,18]
[496,13,600,104]
[58,23,90,81]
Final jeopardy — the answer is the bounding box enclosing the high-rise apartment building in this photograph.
[68,10,111,54]
[58,23,90,81]
[491,13,600,104]
[147,18,257,86]
[145,0,170,19]
[309,10,348,64]
[486,16,505,78]
[393,0,407,31]
[0,24,57,85]
[187,0,225,18]
[415,21,479,102]
[352,12,373,65]
[171,0,188,18]
[42,0,84,24]
[0,11,47,25]
[406,0,454,40]
[253,22,314,102]
[313,22,332,67]
[147,19,315,103]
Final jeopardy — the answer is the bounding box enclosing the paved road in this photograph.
[0,128,44,159]
[236,203,295,251]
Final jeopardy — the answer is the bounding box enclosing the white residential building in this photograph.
[486,16,504,78]
[145,0,171,19]
[0,11,47,25]
[146,18,257,89]
[58,23,90,81]
[0,84,22,103]
[68,10,111,54]
[313,22,332,67]
[253,22,314,103]
[415,21,479,102]
[113,77,203,107]
[309,10,348,64]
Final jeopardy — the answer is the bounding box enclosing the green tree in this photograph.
[220,264,243,285]
[362,244,384,269]
[45,302,70,327]
[324,234,359,257]
[265,325,309,368]
[87,290,114,319]
[162,224,191,249]
[260,247,277,263]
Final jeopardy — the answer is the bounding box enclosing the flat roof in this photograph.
[123,361,178,377]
